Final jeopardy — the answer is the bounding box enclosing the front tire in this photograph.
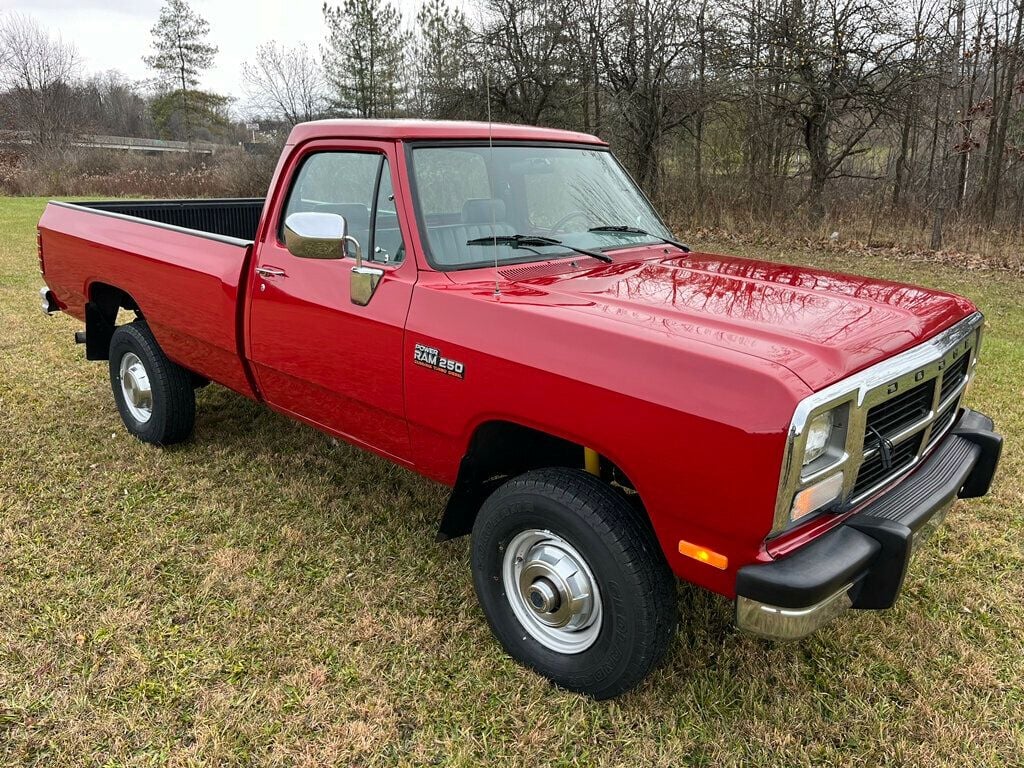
[471,468,678,699]
[109,320,195,445]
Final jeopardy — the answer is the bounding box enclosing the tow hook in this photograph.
[39,287,59,315]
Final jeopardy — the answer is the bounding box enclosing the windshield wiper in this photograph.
[588,225,690,253]
[466,234,612,263]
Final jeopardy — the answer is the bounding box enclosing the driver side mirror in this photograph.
[283,212,347,260]
[282,211,384,306]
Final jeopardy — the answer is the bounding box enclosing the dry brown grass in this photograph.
[0,146,278,199]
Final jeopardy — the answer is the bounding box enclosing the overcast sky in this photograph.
[0,0,445,105]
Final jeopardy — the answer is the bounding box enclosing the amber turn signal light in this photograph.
[678,539,728,570]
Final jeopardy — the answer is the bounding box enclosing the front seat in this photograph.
[424,198,515,266]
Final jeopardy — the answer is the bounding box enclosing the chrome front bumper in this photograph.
[736,408,1001,641]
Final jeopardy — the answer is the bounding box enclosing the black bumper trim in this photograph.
[737,408,1001,612]
[954,409,1002,498]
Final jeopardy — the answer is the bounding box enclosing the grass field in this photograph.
[1,196,1021,766]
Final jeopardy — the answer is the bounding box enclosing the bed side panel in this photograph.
[39,203,257,398]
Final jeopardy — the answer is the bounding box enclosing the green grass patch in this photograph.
[1,197,1021,765]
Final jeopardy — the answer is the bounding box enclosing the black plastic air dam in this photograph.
[736,408,1001,612]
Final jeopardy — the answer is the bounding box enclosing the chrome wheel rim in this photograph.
[119,352,152,423]
[502,529,602,654]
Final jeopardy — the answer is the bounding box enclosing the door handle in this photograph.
[256,266,287,278]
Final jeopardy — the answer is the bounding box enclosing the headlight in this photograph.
[803,410,834,466]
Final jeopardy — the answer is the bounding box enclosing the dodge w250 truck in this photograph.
[38,120,1002,699]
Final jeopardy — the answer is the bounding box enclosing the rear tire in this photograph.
[471,468,677,699]
[109,320,195,445]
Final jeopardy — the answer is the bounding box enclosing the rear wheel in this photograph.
[109,320,195,445]
[471,468,677,699]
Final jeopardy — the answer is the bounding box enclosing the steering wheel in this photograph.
[549,210,591,234]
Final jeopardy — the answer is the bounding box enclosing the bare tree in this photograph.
[480,0,574,125]
[0,13,81,144]
[598,0,696,196]
[0,17,11,74]
[2,0,1022,231]
[736,0,919,220]
[243,42,327,125]
[81,70,150,136]
[979,0,1024,223]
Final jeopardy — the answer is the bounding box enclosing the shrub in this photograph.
[0,145,279,199]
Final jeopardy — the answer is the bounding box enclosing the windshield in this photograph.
[409,144,672,269]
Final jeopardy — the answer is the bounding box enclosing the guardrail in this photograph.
[0,130,223,154]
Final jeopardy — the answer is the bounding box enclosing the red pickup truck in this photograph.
[38,119,1002,698]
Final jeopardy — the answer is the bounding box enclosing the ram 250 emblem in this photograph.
[414,343,465,379]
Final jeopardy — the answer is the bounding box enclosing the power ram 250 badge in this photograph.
[413,343,465,379]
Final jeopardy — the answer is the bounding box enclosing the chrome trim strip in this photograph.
[848,444,923,505]
[772,311,984,533]
[47,200,255,248]
[800,450,851,485]
[864,408,936,455]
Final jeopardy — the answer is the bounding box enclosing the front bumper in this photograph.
[736,408,1002,640]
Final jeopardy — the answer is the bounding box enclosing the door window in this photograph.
[281,151,384,260]
[371,161,404,263]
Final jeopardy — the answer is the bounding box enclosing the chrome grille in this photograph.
[931,399,959,439]
[850,345,973,502]
[772,312,984,534]
[864,380,934,438]
[940,354,970,404]
[852,432,924,497]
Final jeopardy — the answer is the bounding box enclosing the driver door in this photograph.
[246,141,415,462]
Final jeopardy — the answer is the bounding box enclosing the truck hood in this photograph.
[490,249,976,391]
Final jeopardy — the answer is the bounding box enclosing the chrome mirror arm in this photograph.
[346,233,384,306]
[344,234,364,266]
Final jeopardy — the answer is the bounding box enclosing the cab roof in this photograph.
[286,119,607,146]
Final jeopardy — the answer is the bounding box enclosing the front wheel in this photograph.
[471,468,678,699]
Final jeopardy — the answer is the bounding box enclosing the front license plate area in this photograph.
[910,502,952,558]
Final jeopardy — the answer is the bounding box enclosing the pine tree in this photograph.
[322,0,410,118]
[143,0,218,140]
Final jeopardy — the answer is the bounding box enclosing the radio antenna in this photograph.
[484,35,499,299]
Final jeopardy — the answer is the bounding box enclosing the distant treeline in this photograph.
[3,0,1023,233]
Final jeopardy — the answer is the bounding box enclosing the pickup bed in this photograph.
[38,119,1002,699]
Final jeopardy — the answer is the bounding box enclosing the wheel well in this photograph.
[84,282,140,360]
[437,421,638,541]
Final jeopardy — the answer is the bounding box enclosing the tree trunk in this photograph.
[892,104,914,210]
[930,202,944,250]
[982,4,1022,224]
[804,109,829,221]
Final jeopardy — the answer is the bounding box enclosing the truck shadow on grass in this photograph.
[184,385,787,678]
[54,370,925,720]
